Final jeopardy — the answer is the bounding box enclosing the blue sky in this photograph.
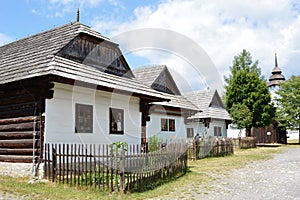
[0,0,157,40]
[0,0,299,92]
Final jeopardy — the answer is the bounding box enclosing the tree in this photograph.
[230,103,252,136]
[275,76,300,143]
[225,50,275,136]
[225,49,262,84]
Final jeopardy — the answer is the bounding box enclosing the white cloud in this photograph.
[0,33,13,46]
[92,0,300,92]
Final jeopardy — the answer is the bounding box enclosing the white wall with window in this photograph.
[186,119,227,139]
[45,82,142,145]
[145,112,186,143]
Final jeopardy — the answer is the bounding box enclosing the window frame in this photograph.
[161,118,176,132]
[109,108,124,134]
[75,103,93,133]
[161,118,168,131]
[187,128,194,138]
[214,126,222,137]
[169,119,175,132]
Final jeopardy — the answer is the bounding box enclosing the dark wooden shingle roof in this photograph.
[133,65,181,95]
[184,90,231,120]
[0,22,111,84]
[133,65,199,111]
[0,23,168,101]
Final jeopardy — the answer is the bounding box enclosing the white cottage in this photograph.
[133,65,200,142]
[184,90,231,139]
[0,22,169,166]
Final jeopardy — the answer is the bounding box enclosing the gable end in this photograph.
[151,67,181,95]
[57,33,134,78]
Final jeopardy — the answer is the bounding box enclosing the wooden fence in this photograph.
[232,137,257,149]
[239,137,257,149]
[188,138,234,160]
[44,142,188,192]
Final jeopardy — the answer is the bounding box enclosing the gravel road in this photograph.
[156,147,300,200]
[1,147,300,200]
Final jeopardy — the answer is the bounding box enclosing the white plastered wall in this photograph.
[45,82,141,145]
[187,119,227,138]
[146,112,186,143]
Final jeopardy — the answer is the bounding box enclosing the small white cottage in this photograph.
[133,65,200,142]
[184,90,231,139]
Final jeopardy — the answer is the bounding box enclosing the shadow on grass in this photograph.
[128,168,191,193]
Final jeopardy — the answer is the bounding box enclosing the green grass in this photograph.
[0,146,286,200]
[287,138,300,144]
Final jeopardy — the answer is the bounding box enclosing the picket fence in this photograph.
[44,143,188,192]
[188,138,234,160]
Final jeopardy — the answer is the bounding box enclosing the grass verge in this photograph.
[0,146,287,200]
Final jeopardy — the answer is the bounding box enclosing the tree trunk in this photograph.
[246,126,252,137]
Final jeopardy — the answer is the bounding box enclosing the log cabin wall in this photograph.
[251,124,278,144]
[0,77,53,163]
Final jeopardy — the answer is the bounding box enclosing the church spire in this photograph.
[76,8,80,22]
[266,52,285,88]
[275,52,278,67]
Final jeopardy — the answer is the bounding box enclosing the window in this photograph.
[110,108,124,134]
[75,104,93,133]
[161,118,168,131]
[169,119,175,132]
[187,128,194,138]
[214,126,222,136]
[161,118,175,132]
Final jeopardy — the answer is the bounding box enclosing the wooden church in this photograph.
[251,53,287,144]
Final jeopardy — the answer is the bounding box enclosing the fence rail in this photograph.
[188,138,234,160]
[44,143,188,192]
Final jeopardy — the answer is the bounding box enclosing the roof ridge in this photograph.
[132,64,167,71]
[0,22,80,48]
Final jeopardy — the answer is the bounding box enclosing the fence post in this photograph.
[52,146,57,182]
[120,145,125,192]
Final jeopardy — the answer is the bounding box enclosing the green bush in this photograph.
[148,135,163,152]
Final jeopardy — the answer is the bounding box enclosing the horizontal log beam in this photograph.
[0,148,39,155]
[0,122,40,132]
[0,108,43,120]
[0,139,39,148]
[0,155,35,163]
[0,131,38,140]
[0,101,45,114]
[0,116,39,125]
[0,91,52,106]
[0,82,54,97]
[0,75,52,91]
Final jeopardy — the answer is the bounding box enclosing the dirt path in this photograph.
[155,147,300,200]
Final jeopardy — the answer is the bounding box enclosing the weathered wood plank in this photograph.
[0,116,38,125]
[0,108,43,120]
[0,92,52,106]
[0,148,39,155]
[0,139,39,148]
[0,101,45,114]
[0,131,35,139]
[0,82,54,96]
[0,155,34,163]
[0,122,39,132]
[0,76,52,91]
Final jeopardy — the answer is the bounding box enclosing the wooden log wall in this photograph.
[0,77,53,163]
[252,124,278,144]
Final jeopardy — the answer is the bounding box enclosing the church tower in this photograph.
[266,53,286,89]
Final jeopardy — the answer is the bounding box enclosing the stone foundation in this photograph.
[0,162,33,178]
